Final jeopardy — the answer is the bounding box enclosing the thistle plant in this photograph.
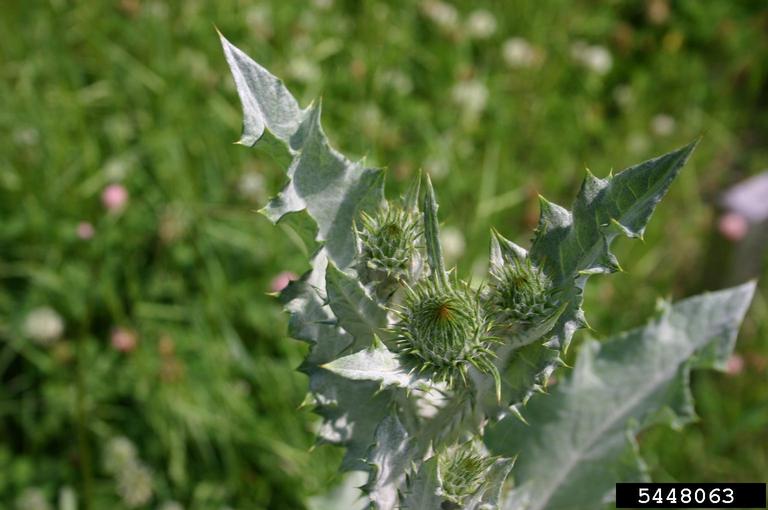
[219,34,756,510]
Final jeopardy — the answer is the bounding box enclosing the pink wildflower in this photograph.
[111,327,138,353]
[270,271,298,292]
[726,353,745,376]
[76,222,95,240]
[102,184,129,212]
[718,212,748,242]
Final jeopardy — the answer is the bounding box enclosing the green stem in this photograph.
[75,335,93,510]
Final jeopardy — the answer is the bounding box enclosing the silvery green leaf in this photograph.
[278,209,322,260]
[489,229,527,268]
[476,303,568,419]
[530,141,698,283]
[485,282,755,510]
[310,369,394,471]
[463,458,516,510]
[422,173,447,284]
[323,342,424,391]
[281,253,351,363]
[401,457,442,510]
[308,471,368,510]
[220,36,393,475]
[220,34,385,267]
[530,141,698,350]
[402,169,422,213]
[326,263,387,350]
[364,413,414,510]
[494,143,698,408]
[218,31,303,146]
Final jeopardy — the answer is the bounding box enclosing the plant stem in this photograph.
[75,335,93,510]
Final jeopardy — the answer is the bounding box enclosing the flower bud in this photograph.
[438,442,495,505]
[358,205,420,280]
[488,258,554,328]
[394,277,498,388]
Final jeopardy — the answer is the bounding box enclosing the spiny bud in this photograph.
[393,277,499,390]
[437,442,495,506]
[357,204,421,280]
[488,257,555,327]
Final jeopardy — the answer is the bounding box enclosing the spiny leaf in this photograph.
[364,413,414,510]
[484,281,755,510]
[489,228,527,267]
[422,173,447,285]
[462,457,516,510]
[326,263,387,351]
[220,33,385,267]
[218,30,304,146]
[221,35,393,476]
[530,140,698,284]
[310,369,394,471]
[492,142,698,409]
[323,341,423,391]
[401,457,442,510]
[281,253,351,361]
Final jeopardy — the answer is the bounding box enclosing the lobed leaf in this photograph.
[322,342,422,391]
[221,35,392,474]
[364,413,414,510]
[485,282,756,510]
[325,263,387,351]
[220,33,384,268]
[492,142,699,410]
[530,141,698,285]
[401,457,442,510]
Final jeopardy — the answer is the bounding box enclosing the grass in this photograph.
[1,1,766,507]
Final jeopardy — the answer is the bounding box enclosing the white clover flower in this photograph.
[158,501,184,510]
[15,488,51,510]
[420,0,459,32]
[612,84,634,108]
[246,5,273,40]
[360,103,383,139]
[145,1,169,20]
[627,133,650,155]
[117,462,153,508]
[103,155,132,181]
[440,226,466,263]
[502,38,538,68]
[424,158,449,181]
[104,436,138,474]
[381,70,413,96]
[13,127,39,146]
[651,114,676,136]
[287,56,320,84]
[23,307,64,346]
[571,41,613,75]
[451,79,488,118]
[237,171,265,201]
[57,487,76,510]
[466,9,497,39]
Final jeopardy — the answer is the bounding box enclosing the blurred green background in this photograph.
[1,1,767,508]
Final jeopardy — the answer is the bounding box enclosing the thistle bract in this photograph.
[438,442,496,506]
[358,205,420,280]
[488,258,554,327]
[394,277,498,387]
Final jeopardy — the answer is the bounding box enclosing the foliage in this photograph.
[2,2,768,509]
[220,34,755,510]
